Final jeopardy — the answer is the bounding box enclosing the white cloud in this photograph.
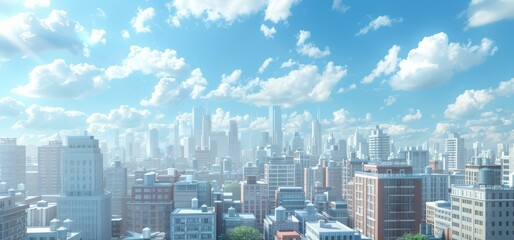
[402,108,422,122]
[140,68,207,106]
[296,30,330,58]
[283,110,313,135]
[382,123,428,137]
[206,62,346,107]
[433,122,461,138]
[333,108,355,125]
[260,24,276,39]
[121,30,130,39]
[106,45,186,79]
[337,83,357,93]
[87,105,151,134]
[12,59,106,99]
[390,32,496,90]
[444,89,495,119]
[88,29,106,45]
[204,69,248,99]
[13,104,86,130]
[0,97,25,118]
[169,0,267,26]
[280,58,297,68]
[246,62,346,107]
[466,0,514,28]
[332,0,349,13]
[264,0,299,23]
[384,95,396,106]
[0,10,85,58]
[356,15,402,36]
[131,7,155,33]
[97,8,107,18]
[362,45,400,84]
[495,78,514,96]
[24,0,50,9]
[258,57,273,73]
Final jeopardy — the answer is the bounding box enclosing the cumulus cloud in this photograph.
[24,0,50,8]
[0,10,85,59]
[389,32,496,90]
[260,24,276,38]
[296,30,331,58]
[337,83,356,93]
[384,95,396,106]
[444,89,495,119]
[12,59,106,99]
[356,15,402,36]
[106,45,186,79]
[280,58,297,68]
[283,110,313,135]
[332,0,349,13]
[0,97,25,119]
[121,30,130,39]
[87,105,151,134]
[258,57,273,73]
[362,45,400,84]
[246,62,346,107]
[206,62,346,107]
[88,29,106,45]
[265,0,299,23]
[333,108,355,125]
[13,104,86,130]
[402,108,422,122]
[168,0,267,26]
[433,122,461,137]
[140,68,207,106]
[382,123,428,137]
[131,7,155,33]
[204,69,249,99]
[495,78,514,96]
[466,0,514,28]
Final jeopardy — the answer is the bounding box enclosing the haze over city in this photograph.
[1,0,514,240]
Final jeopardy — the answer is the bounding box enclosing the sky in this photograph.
[0,0,514,149]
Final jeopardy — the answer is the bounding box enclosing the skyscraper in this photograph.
[38,138,65,195]
[148,128,159,159]
[0,138,26,190]
[174,120,181,157]
[291,132,304,152]
[228,120,241,165]
[57,134,111,240]
[125,132,135,161]
[269,106,283,150]
[192,105,206,147]
[201,114,212,150]
[368,125,390,161]
[311,120,322,157]
[105,160,128,217]
[444,133,465,170]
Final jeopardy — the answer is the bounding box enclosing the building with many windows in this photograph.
[170,205,216,240]
[305,220,362,240]
[241,176,268,231]
[368,125,390,162]
[450,184,514,240]
[0,138,26,190]
[0,191,28,240]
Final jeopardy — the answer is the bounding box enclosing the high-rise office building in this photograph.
[451,184,514,240]
[125,132,135,161]
[444,133,465,170]
[311,120,322,157]
[228,120,241,165]
[0,191,28,240]
[174,120,181,157]
[192,105,206,148]
[201,114,212,150]
[265,156,296,211]
[57,134,111,240]
[127,172,173,236]
[269,106,283,150]
[368,125,390,161]
[0,138,26,189]
[352,164,422,240]
[38,138,65,195]
[241,176,269,231]
[291,132,304,152]
[105,160,128,217]
[148,128,159,159]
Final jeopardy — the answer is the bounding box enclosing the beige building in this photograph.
[241,176,268,231]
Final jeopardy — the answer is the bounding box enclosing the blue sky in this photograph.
[0,0,513,149]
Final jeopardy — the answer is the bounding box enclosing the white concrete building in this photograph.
[305,220,362,240]
[57,134,112,240]
[169,205,216,240]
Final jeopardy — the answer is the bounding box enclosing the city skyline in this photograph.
[1,0,514,149]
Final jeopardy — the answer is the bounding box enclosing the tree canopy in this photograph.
[226,226,262,240]
[397,233,430,240]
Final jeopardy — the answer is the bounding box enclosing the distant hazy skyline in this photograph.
[0,0,513,147]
